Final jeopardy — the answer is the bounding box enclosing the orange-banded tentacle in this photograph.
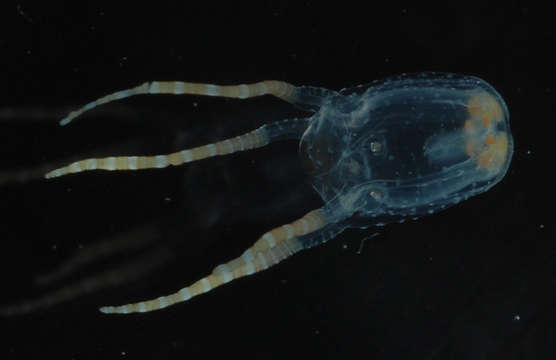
[45,126,268,179]
[60,80,297,126]
[99,208,327,314]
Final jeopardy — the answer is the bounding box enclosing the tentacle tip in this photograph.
[59,114,76,126]
[44,171,56,179]
[44,169,63,179]
[99,306,113,314]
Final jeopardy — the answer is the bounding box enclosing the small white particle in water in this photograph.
[513,314,520,321]
[539,224,545,229]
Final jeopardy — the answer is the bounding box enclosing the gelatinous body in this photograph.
[302,73,512,227]
[1,73,512,315]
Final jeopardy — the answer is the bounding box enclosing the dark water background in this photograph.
[0,3,553,359]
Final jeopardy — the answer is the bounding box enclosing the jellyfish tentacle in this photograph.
[45,117,310,179]
[99,208,327,314]
[60,80,302,126]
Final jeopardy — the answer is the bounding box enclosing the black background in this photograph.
[0,2,553,359]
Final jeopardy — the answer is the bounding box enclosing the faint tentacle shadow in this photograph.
[33,224,160,287]
[0,223,172,316]
[0,105,139,123]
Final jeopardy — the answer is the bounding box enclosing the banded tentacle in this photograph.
[60,80,297,126]
[45,126,268,179]
[99,208,327,314]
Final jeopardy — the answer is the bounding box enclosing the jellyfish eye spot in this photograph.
[369,141,383,153]
[369,189,384,201]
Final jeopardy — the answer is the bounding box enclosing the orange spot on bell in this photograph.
[485,135,496,145]
[467,95,484,118]
[464,119,474,133]
[477,151,495,169]
[467,91,504,129]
